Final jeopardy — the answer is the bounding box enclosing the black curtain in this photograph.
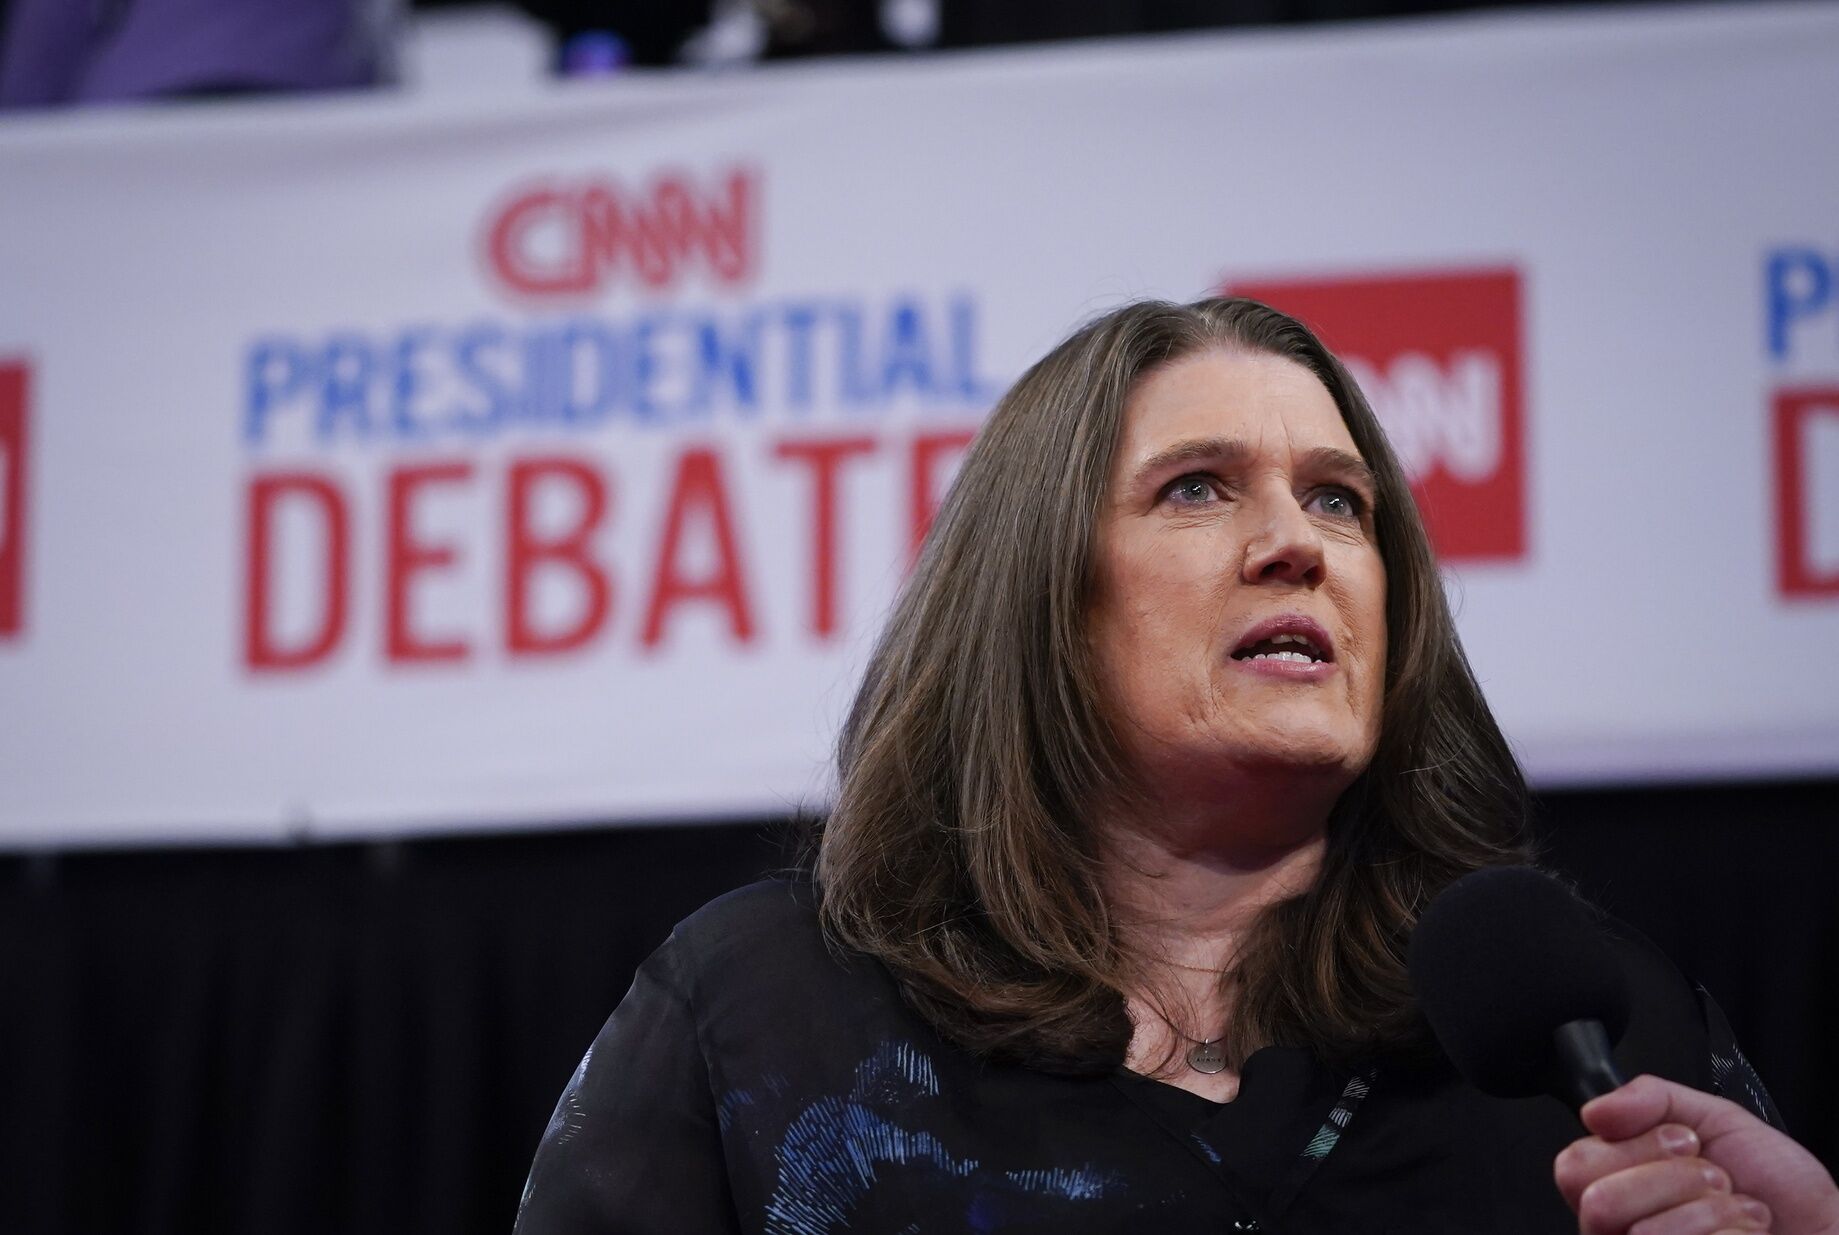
[3,778,1835,1235]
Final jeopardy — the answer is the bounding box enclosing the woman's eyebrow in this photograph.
[1132,436,1377,496]
[1132,436,1248,481]
[1306,446,1380,498]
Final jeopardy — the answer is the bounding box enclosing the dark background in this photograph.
[3,777,1835,1235]
[433,0,1724,65]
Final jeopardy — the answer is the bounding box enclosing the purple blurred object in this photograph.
[555,28,636,76]
[558,29,630,77]
[1,0,395,109]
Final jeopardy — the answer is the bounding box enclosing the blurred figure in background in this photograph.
[0,0,400,109]
[513,0,921,71]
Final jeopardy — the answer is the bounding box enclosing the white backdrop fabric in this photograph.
[2,1,1837,845]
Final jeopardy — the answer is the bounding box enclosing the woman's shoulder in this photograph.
[653,878,938,1106]
[663,877,886,1001]
[675,876,820,936]
[670,876,819,952]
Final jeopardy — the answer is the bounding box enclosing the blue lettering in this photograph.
[244,338,312,446]
[559,318,620,427]
[879,298,935,400]
[452,322,511,433]
[317,334,377,443]
[833,301,875,408]
[947,294,999,404]
[694,312,762,414]
[390,328,437,439]
[1767,247,1832,360]
[239,292,1000,450]
[630,313,668,423]
[780,302,820,411]
[519,328,566,425]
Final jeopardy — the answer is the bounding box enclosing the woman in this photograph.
[515,299,1836,1233]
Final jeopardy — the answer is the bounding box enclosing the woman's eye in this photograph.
[1310,487,1365,519]
[1164,475,1218,505]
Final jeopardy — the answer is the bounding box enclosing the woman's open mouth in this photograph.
[1229,618,1336,679]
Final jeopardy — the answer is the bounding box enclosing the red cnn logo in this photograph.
[1226,269,1527,562]
[0,360,27,638]
[484,167,756,300]
[1774,387,1839,598]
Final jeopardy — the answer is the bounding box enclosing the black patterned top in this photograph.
[514,880,1780,1235]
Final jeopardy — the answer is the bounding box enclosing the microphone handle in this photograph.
[1551,1018,1628,1114]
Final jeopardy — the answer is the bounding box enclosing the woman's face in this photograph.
[1088,347,1388,830]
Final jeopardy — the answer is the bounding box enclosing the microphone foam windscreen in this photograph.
[1407,866,1630,1098]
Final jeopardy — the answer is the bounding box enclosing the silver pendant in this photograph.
[1186,1039,1227,1074]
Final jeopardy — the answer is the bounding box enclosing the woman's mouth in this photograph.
[1228,618,1337,681]
[1233,632,1328,663]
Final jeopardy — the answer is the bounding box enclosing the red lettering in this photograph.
[1774,387,1839,597]
[505,456,612,655]
[773,436,876,638]
[642,448,755,647]
[909,429,977,565]
[386,461,473,663]
[486,187,592,298]
[486,169,756,300]
[245,472,349,671]
[0,361,27,638]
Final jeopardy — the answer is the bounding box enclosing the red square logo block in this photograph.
[1226,269,1527,563]
[1774,387,1839,598]
[0,361,27,638]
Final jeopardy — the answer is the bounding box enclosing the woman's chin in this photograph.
[1213,737,1370,797]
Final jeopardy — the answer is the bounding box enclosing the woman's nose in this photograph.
[1240,494,1326,586]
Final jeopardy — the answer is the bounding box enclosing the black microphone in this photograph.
[1408,865,1630,1114]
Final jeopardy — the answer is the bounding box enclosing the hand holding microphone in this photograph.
[1409,867,1838,1235]
[1558,1074,1839,1235]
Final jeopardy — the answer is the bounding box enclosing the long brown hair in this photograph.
[815,297,1531,1075]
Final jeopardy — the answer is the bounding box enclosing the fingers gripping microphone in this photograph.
[1407,866,1631,1114]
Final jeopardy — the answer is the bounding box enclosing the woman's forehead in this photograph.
[1117,348,1358,464]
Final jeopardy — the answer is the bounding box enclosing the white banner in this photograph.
[2,1,1837,845]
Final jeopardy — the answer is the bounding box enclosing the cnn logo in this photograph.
[1227,269,1526,562]
[1343,350,1503,484]
[483,166,756,300]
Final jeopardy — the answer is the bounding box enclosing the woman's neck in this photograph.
[1100,811,1327,1100]
[1102,819,1327,973]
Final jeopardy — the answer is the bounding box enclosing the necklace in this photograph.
[1141,960,1231,1073]
[1156,1014,1229,1074]
[1176,1032,1229,1075]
